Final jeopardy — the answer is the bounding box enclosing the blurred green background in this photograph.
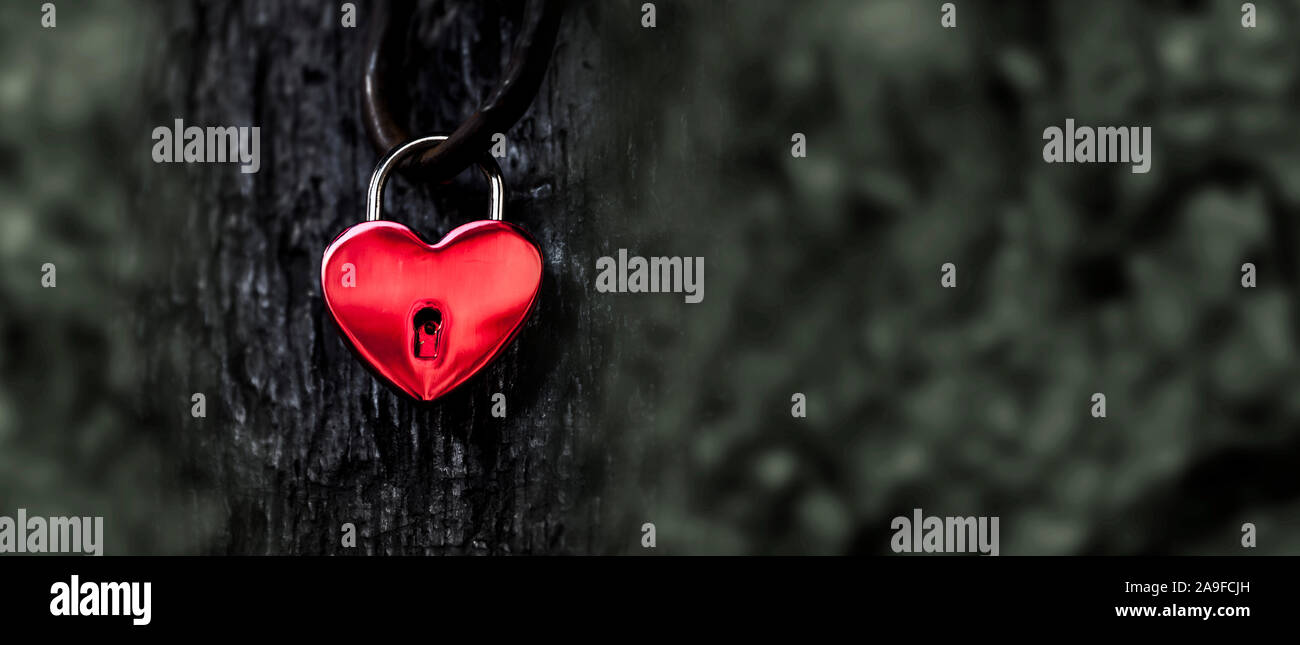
[593,0,1300,554]
[3,0,1300,554]
[0,0,208,553]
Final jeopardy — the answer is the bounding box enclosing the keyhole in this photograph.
[414,308,442,358]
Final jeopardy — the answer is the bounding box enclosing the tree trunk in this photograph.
[143,0,611,555]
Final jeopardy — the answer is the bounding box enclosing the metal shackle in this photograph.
[365,135,505,223]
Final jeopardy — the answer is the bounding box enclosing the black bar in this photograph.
[0,556,1283,634]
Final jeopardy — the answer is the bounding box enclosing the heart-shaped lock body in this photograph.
[321,136,542,402]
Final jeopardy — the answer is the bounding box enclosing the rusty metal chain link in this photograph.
[363,0,564,183]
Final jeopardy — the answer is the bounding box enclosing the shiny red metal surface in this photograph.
[321,219,542,402]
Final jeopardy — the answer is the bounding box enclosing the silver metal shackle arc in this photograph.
[365,135,505,222]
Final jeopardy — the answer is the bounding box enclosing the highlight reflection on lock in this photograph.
[414,307,442,359]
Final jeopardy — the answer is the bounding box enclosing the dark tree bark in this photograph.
[142,0,612,555]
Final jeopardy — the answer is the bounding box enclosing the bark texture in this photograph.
[143,0,611,555]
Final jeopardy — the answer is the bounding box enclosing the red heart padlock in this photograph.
[321,136,542,402]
